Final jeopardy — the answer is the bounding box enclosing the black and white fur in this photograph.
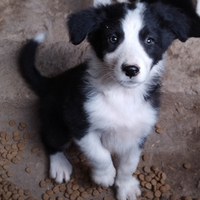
[19,1,200,199]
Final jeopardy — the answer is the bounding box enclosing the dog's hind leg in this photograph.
[40,115,73,183]
[75,131,116,187]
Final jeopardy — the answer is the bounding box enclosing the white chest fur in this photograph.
[84,84,157,153]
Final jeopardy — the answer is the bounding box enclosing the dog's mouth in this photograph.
[118,80,141,88]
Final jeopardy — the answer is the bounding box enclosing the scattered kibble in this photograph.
[31,147,39,153]
[9,120,16,126]
[25,167,33,174]
[183,163,191,169]
[40,181,47,188]
[142,154,149,162]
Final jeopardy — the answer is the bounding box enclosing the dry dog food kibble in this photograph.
[31,147,39,153]
[40,181,47,188]
[142,154,149,162]
[23,132,30,139]
[183,163,191,169]
[25,167,33,174]
[9,120,16,126]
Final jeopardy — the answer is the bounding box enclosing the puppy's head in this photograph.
[67,1,200,88]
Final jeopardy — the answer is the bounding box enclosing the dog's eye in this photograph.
[108,36,118,44]
[145,37,154,45]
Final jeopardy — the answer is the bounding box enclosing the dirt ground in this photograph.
[0,0,200,200]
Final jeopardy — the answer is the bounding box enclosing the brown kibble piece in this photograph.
[18,125,24,131]
[151,179,157,186]
[145,175,152,182]
[77,197,83,200]
[170,195,178,200]
[154,190,161,198]
[57,197,63,200]
[156,128,164,134]
[59,186,66,192]
[12,194,20,200]
[86,188,92,194]
[1,173,7,179]
[12,157,19,164]
[13,131,20,136]
[142,154,149,161]
[144,166,151,173]
[160,186,167,193]
[0,131,6,138]
[81,191,88,198]
[23,132,30,139]
[25,167,33,174]
[45,178,51,183]
[104,198,111,200]
[24,189,31,196]
[1,138,6,145]
[134,169,140,175]
[43,193,49,200]
[155,123,161,129]
[31,147,39,153]
[93,190,99,196]
[3,164,9,170]
[72,184,79,190]
[183,163,191,169]
[78,187,85,192]
[184,196,192,200]
[140,181,146,187]
[19,122,27,128]
[47,190,54,195]
[151,166,159,172]
[64,193,70,198]
[145,182,152,190]
[17,142,25,148]
[70,191,79,200]
[13,136,20,142]
[161,172,167,180]
[5,135,12,142]
[53,186,59,194]
[18,189,24,195]
[142,191,148,197]
[8,185,15,191]
[146,191,154,199]
[139,174,145,181]
[7,171,13,177]
[40,180,47,188]
[164,184,170,191]
[9,120,16,126]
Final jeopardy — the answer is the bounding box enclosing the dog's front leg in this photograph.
[76,132,116,187]
[115,145,141,200]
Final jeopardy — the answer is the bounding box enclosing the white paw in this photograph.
[115,176,141,200]
[50,152,72,183]
[92,163,116,187]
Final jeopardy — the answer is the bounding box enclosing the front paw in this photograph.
[115,176,141,200]
[92,163,116,187]
[50,152,72,183]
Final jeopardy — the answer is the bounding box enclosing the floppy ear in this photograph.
[188,13,200,38]
[142,0,200,40]
[67,8,97,45]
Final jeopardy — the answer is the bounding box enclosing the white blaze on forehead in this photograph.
[122,3,145,43]
[120,2,149,66]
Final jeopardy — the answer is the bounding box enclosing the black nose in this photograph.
[122,65,140,78]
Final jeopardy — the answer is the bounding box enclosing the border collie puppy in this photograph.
[19,1,200,199]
